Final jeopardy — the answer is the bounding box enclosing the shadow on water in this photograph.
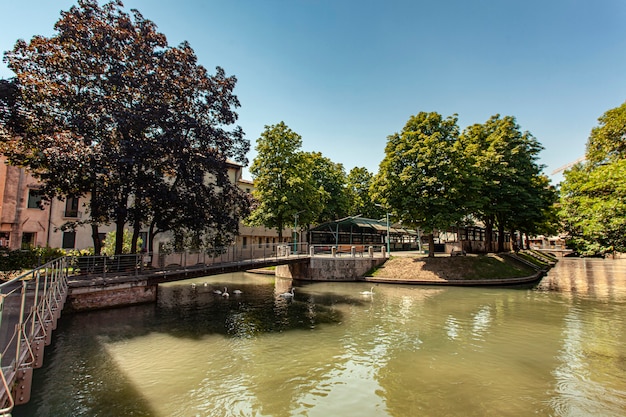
[13,310,159,417]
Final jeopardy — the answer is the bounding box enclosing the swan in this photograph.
[279,288,295,298]
[360,286,375,295]
[233,289,243,295]
[212,288,222,295]
[222,287,230,297]
[191,283,197,289]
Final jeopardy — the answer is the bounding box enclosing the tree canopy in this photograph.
[248,122,321,240]
[459,115,553,251]
[560,102,626,255]
[2,0,249,254]
[372,112,467,256]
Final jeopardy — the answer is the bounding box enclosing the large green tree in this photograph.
[2,0,248,254]
[248,122,320,240]
[459,115,550,252]
[346,167,381,218]
[560,102,626,255]
[304,151,349,224]
[372,112,467,257]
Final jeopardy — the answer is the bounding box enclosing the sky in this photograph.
[2,0,626,184]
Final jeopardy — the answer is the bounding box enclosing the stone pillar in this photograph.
[368,246,373,257]
[351,246,356,257]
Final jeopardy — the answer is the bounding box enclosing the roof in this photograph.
[311,217,418,236]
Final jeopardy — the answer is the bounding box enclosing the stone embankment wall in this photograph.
[67,280,157,312]
[276,257,386,281]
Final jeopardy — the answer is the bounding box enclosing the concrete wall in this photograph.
[276,257,387,281]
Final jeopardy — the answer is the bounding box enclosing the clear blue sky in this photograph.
[2,1,626,183]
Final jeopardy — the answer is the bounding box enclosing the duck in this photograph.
[279,288,295,298]
[360,286,375,295]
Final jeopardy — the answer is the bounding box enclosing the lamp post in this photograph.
[293,210,305,253]
[375,204,390,254]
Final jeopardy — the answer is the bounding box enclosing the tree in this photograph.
[346,167,381,218]
[2,0,249,254]
[560,102,626,255]
[304,151,349,223]
[371,112,466,257]
[459,115,549,252]
[586,101,626,165]
[248,122,321,240]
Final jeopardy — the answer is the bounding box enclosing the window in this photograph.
[242,236,247,248]
[0,232,9,247]
[64,197,79,217]
[27,189,43,209]
[62,232,76,249]
[21,232,35,249]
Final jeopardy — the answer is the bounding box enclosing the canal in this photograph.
[13,258,626,416]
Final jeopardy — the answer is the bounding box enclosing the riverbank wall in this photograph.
[275,256,387,281]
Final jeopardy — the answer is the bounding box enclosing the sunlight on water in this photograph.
[13,261,626,417]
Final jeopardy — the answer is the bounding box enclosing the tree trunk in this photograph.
[131,219,141,254]
[484,216,493,253]
[497,223,505,253]
[91,223,101,255]
[427,233,435,258]
[114,195,128,254]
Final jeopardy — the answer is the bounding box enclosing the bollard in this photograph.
[368,246,373,257]
[351,246,356,258]
[332,247,337,257]
[310,246,315,257]
[381,247,386,258]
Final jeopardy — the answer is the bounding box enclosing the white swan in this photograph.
[222,287,230,297]
[279,288,295,298]
[233,289,243,295]
[191,283,197,289]
[360,286,375,295]
[212,288,222,295]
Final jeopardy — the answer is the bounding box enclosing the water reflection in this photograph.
[13,261,626,417]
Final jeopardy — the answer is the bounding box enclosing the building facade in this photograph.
[0,156,289,252]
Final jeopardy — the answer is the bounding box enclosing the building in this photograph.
[0,156,289,252]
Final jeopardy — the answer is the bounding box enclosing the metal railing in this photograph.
[0,257,69,415]
[309,244,388,258]
[66,242,312,280]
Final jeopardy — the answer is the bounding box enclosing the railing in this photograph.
[310,244,388,258]
[0,257,69,414]
[67,242,312,280]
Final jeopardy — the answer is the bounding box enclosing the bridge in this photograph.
[0,243,387,413]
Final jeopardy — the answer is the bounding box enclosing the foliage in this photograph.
[586,101,626,165]
[560,159,626,255]
[304,151,350,223]
[346,167,382,218]
[248,122,322,239]
[2,0,249,255]
[559,102,626,256]
[459,115,553,251]
[101,230,142,255]
[372,112,467,256]
[0,246,65,272]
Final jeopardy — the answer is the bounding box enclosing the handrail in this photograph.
[0,256,69,413]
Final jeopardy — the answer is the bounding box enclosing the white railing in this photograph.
[0,257,69,413]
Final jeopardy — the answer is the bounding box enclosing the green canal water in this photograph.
[13,258,626,417]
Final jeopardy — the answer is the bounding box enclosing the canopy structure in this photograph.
[308,217,420,250]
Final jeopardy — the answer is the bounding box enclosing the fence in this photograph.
[67,242,311,280]
[0,257,69,414]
